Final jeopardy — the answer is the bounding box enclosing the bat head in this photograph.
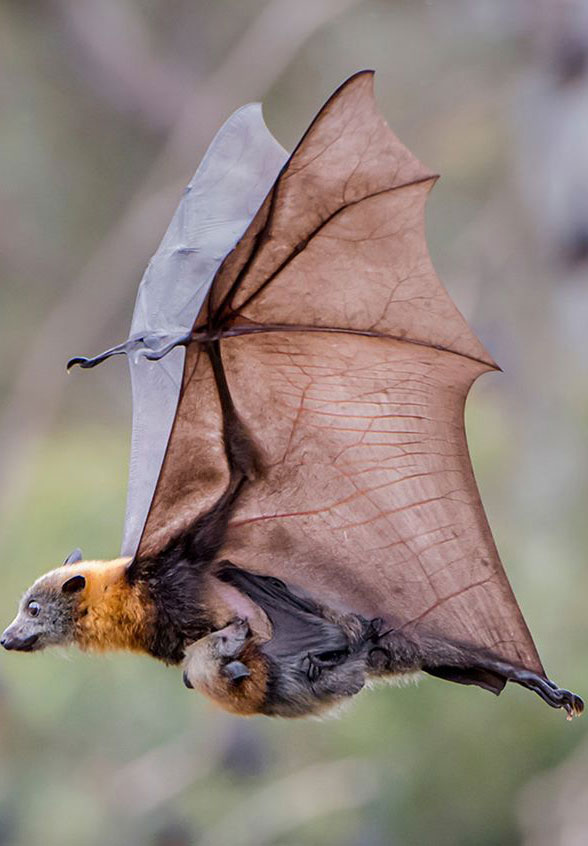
[1,555,148,656]
[1,565,87,653]
[182,619,270,715]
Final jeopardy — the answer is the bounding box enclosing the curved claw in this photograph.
[545,687,584,720]
[469,654,584,719]
[563,692,584,720]
[507,668,584,719]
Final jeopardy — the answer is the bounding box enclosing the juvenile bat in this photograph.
[2,72,583,720]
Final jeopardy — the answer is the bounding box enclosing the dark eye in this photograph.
[314,649,348,666]
[27,600,40,618]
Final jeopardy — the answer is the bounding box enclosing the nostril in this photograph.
[183,670,194,689]
[1,632,38,651]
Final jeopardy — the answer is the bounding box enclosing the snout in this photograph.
[1,626,39,652]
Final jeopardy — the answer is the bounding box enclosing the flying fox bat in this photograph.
[2,72,583,720]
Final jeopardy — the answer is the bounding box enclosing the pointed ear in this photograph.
[63,548,83,565]
[222,660,251,682]
[62,574,86,594]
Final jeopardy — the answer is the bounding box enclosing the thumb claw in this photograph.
[66,356,89,372]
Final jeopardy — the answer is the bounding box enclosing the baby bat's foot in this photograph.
[67,331,192,371]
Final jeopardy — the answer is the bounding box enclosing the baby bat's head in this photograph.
[1,565,88,653]
[182,617,368,718]
[182,619,271,716]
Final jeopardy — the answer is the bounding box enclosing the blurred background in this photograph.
[1,0,587,843]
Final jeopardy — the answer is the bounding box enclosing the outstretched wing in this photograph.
[138,71,542,676]
[121,104,287,556]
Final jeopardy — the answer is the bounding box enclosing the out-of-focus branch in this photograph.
[52,0,195,132]
[105,729,219,816]
[143,0,362,184]
[100,728,376,840]
[0,0,359,540]
[199,757,379,846]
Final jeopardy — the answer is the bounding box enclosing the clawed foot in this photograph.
[67,331,192,371]
[510,671,584,720]
[481,658,584,719]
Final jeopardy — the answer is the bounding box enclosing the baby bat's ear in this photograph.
[62,574,86,594]
[63,548,83,565]
[222,660,251,682]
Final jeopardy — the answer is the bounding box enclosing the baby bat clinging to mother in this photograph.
[2,71,583,720]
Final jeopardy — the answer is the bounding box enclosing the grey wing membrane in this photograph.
[121,104,287,557]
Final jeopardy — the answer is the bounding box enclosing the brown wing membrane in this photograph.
[139,71,543,676]
[139,344,229,559]
[218,332,542,674]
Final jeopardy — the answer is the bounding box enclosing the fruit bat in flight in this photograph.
[2,72,583,720]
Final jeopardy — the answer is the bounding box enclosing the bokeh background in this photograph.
[1,1,587,844]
